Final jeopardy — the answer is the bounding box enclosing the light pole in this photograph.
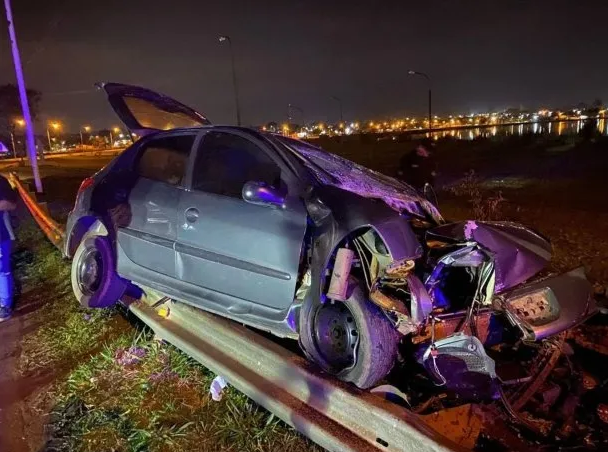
[110,127,120,148]
[80,125,91,149]
[287,104,303,135]
[47,121,60,153]
[408,70,432,135]
[219,35,242,126]
[4,0,42,191]
[287,104,303,122]
[11,118,25,159]
[331,96,343,124]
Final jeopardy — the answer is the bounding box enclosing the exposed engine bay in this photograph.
[314,219,597,403]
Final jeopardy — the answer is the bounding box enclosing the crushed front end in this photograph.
[358,219,597,398]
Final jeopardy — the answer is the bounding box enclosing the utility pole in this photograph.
[219,35,242,126]
[4,0,43,192]
[408,70,433,137]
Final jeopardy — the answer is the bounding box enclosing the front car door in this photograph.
[116,132,196,282]
[175,129,308,313]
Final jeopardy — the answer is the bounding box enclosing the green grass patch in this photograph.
[15,226,318,451]
[47,331,320,452]
[15,225,125,375]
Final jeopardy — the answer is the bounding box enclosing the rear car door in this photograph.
[116,132,196,280]
[175,130,308,311]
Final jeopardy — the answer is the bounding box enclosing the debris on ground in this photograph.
[114,346,147,367]
[209,375,228,402]
[420,404,483,450]
[572,325,608,355]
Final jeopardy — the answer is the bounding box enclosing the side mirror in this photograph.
[242,181,285,208]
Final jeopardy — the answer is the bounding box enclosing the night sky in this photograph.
[1,0,607,131]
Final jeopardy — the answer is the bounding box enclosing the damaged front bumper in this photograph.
[500,267,597,341]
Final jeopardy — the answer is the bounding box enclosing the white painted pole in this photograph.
[4,0,43,192]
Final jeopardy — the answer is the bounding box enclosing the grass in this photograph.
[46,331,320,452]
[15,225,122,376]
[14,224,319,452]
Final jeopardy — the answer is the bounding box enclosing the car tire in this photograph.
[299,276,400,389]
[71,234,126,308]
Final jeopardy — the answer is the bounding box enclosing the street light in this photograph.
[408,70,432,135]
[331,96,344,123]
[109,127,120,148]
[11,118,25,159]
[80,125,91,149]
[47,121,61,153]
[218,35,242,126]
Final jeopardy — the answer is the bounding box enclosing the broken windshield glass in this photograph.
[274,135,443,223]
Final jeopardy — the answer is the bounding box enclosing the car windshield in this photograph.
[273,135,443,223]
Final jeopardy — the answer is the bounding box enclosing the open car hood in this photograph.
[275,136,444,224]
[96,82,211,136]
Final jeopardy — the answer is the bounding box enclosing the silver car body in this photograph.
[65,82,596,345]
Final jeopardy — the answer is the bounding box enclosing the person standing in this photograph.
[397,140,437,191]
[0,174,17,322]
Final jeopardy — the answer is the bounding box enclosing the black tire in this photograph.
[71,234,126,308]
[299,276,400,389]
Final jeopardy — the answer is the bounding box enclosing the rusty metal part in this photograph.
[369,288,418,335]
[370,288,408,314]
[385,259,415,279]
[412,310,493,345]
[507,333,565,412]
[394,312,418,336]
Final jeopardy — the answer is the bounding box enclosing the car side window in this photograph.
[192,131,281,198]
[136,134,195,186]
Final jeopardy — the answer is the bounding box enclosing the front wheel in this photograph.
[71,234,126,308]
[299,277,400,389]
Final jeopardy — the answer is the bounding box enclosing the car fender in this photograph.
[311,186,422,269]
[64,212,111,258]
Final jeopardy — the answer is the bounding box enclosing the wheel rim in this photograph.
[313,301,360,370]
[77,248,103,295]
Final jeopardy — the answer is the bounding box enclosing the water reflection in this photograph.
[423,119,607,141]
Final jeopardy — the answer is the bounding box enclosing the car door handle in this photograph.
[185,207,199,223]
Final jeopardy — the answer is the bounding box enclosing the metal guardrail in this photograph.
[129,295,462,452]
[8,172,64,249]
[10,173,462,452]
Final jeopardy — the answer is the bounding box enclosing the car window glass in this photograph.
[136,134,195,186]
[192,132,281,198]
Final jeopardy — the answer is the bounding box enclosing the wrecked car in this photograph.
[65,82,597,391]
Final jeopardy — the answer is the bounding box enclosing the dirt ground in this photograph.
[1,131,607,451]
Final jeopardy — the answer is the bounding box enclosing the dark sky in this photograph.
[1,0,607,131]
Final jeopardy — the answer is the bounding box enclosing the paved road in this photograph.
[0,153,117,187]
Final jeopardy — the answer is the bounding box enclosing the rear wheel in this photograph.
[300,277,400,389]
[71,234,126,308]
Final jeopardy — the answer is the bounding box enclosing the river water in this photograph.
[427,118,608,140]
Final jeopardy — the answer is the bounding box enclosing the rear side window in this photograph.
[192,131,281,198]
[136,134,195,186]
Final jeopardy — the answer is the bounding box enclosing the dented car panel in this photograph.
[312,185,424,261]
[502,267,597,341]
[427,221,552,292]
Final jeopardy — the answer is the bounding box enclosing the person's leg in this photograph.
[0,240,14,316]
